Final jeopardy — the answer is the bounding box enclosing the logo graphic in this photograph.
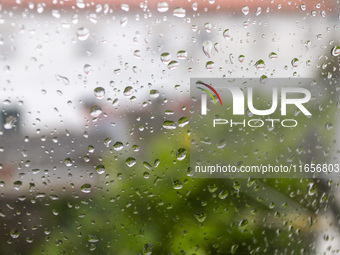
[196,81,222,115]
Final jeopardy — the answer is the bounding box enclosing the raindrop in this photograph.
[218,190,228,199]
[325,122,333,130]
[176,148,187,161]
[150,90,160,99]
[256,7,262,15]
[238,55,245,63]
[94,87,105,99]
[239,219,248,228]
[308,183,317,196]
[64,158,72,167]
[194,212,207,222]
[90,105,102,117]
[4,116,17,129]
[178,117,189,127]
[202,41,213,58]
[331,46,340,57]
[167,61,179,70]
[301,3,306,10]
[269,52,277,60]
[214,43,219,52]
[76,27,90,41]
[120,17,128,27]
[177,50,187,59]
[76,0,85,8]
[126,157,136,167]
[121,3,129,12]
[204,22,212,33]
[173,180,183,189]
[157,2,169,12]
[84,64,91,74]
[143,244,153,255]
[133,50,141,59]
[254,59,265,70]
[113,141,124,151]
[223,29,231,39]
[162,120,176,129]
[216,139,226,149]
[13,181,22,191]
[56,75,69,85]
[96,165,105,175]
[173,7,186,18]
[80,183,91,193]
[160,52,171,63]
[123,86,133,97]
[192,2,198,11]
[10,229,20,239]
[206,61,214,70]
[291,58,299,68]
[242,6,249,15]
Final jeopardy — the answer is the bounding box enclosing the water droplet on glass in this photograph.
[308,183,317,196]
[214,43,219,52]
[177,50,187,59]
[331,46,340,56]
[269,52,277,60]
[194,212,207,222]
[173,7,186,18]
[157,2,169,12]
[173,180,183,189]
[80,183,91,193]
[223,29,231,39]
[176,148,187,161]
[206,61,214,70]
[204,22,212,33]
[325,122,333,130]
[96,165,105,175]
[52,10,61,19]
[178,117,189,127]
[133,50,141,59]
[254,59,265,70]
[76,27,89,41]
[238,219,248,228]
[84,64,91,74]
[291,58,299,68]
[160,52,171,63]
[10,229,20,239]
[113,141,124,151]
[242,6,249,15]
[90,105,102,117]
[202,40,213,58]
[56,75,69,85]
[238,55,245,63]
[301,3,306,10]
[94,87,105,99]
[150,89,159,99]
[76,0,85,8]
[162,120,176,129]
[121,3,129,12]
[192,2,198,11]
[123,86,133,97]
[88,235,99,243]
[216,139,226,149]
[13,181,22,191]
[120,17,128,27]
[64,158,72,167]
[4,116,17,129]
[126,157,136,167]
[256,7,262,15]
[167,61,179,70]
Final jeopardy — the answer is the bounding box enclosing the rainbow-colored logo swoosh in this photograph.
[196,81,222,106]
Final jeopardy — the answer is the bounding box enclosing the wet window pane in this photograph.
[0,0,339,254]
